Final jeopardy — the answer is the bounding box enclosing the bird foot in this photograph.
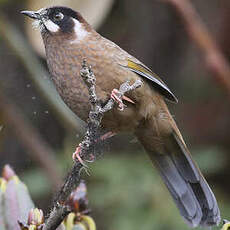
[72,144,88,167]
[73,131,116,164]
[111,89,135,111]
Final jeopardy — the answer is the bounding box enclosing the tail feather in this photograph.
[166,132,200,183]
[136,119,221,227]
[172,131,220,226]
[151,153,203,226]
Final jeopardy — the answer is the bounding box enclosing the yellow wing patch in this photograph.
[125,59,178,103]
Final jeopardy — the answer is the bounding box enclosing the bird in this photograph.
[21,6,220,227]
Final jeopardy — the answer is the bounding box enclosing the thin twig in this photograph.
[42,61,142,230]
[163,0,230,96]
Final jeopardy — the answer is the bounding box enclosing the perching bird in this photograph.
[21,6,220,227]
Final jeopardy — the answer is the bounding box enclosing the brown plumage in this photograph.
[22,6,221,227]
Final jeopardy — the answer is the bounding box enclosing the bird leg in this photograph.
[111,89,135,111]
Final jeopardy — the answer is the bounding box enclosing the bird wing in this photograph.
[122,59,178,103]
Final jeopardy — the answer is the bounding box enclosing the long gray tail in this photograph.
[136,126,221,227]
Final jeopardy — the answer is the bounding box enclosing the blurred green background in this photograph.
[0,0,230,229]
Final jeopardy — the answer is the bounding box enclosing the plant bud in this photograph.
[67,181,89,214]
[2,165,16,181]
[27,208,44,226]
[64,213,96,230]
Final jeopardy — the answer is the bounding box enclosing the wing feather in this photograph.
[123,59,178,103]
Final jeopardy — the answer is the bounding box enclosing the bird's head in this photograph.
[21,6,91,41]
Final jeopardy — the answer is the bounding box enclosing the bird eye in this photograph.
[53,12,64,21]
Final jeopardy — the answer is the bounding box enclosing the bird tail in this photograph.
[135,113,220,227]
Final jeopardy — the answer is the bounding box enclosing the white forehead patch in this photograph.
[70,19,88,43]
[44,19,60,33]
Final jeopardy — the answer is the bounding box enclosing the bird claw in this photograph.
[73,132,116,165]
[111,89,135,111]
[72,144,88,168]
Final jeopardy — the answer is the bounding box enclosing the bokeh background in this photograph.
[0,0,230,229]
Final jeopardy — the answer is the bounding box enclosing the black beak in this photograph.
[21,10,41,20]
